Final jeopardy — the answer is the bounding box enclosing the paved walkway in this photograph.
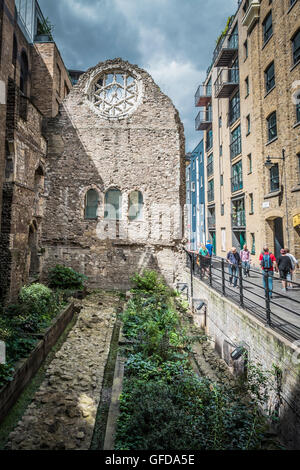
[193,257,300,341]
[6,291,119,450]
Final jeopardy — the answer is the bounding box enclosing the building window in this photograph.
[12,34,18,66]
[246,114,251,135]
[267,111,277,141]
[265,62,275,93]
[200,176,203,187]
[292,29,300,66]
[297,154,300,184]
[219,116,222,128]
[220,174,224,186]
[64,82,70,98]
[249,193,254,214]
[191,182,196,192]
[84,189,99,219]
[296,94,300,123]
[263,11,273,44]
[229,91,240,126]
[245,76,249,97]
[207,154,213,177]
[243,0,250,13]
[244,39,248,60]
[104,189,122,220]
[221,204,225,216]
[220,144,223,157]
[251,233,255,255]
[206,130,213,151]
[270,163,280,192]
[207,179,214,202]
[20,51,29,95]
[231,160,243,192]
[290,0,297,6]
[230,125,242,159]
[57,64,62,96]
[128,190,143,221]
[247,153,252,174]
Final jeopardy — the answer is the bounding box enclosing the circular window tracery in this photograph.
[88,70,142,119]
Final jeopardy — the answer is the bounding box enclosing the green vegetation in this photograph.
[0,283,66,388]
[48,265,88,291]
[115,271,269,450]
[215,16,234,46]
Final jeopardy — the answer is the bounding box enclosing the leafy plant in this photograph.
[48,265,88,290]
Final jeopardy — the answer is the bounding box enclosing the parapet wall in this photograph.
[184,269,300,450]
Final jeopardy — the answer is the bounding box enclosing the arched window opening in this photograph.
[34,166,45,192]
[104,189,122,220]
[128,191,143,221]
[12,35,18,67]
[20,51,29,95]
[84,189,99,219]
[28,224,39,280]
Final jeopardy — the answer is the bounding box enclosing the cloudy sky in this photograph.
[39,0,238,151]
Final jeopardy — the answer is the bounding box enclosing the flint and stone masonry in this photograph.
[41,58,186,290]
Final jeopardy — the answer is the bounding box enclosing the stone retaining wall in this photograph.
[0,302,75,424]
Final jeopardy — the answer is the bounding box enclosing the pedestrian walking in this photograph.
[259,246,277,299]
[277,249,293,292]
[226,247,241,288]
[198,244,210,278]
[240,244,251,277]
[286,248,299,289]
[205,240,213,257]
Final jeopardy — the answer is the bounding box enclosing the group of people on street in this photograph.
[196,242,299,300]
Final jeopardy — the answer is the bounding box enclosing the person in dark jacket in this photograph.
[277,249,293,292]
[226,247,241,287]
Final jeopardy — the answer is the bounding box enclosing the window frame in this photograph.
[265,61,275,94]
[267,111,277,142]
[263,11,273,45]
[292,29,300,66]
[84,188,99,220]
[270,163,280,192]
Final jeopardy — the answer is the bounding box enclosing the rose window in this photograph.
[88,71,141,118]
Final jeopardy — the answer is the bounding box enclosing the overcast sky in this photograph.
[38,0,238,152]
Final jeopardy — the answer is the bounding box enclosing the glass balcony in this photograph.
[195,84,212,107]
[215,68,239,98]
[207,216,216,229]
[207,189,214,203]
[230,137,242,159]
[231,210,246,228]
[207,161,214,178]
[195,109,212,131]
[213,33,239,68]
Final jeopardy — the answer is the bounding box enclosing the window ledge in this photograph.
[266,136,278,146]
[290,60,300,72]
[264,190,281,199]
[262,33,273,50]
[293,121,300,129]
[291,184,300,193]
[264,85,276,98]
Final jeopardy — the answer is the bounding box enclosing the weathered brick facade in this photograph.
[0,0,71,302]
[41,58,186,290]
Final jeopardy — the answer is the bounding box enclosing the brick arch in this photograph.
[264,209,284,221]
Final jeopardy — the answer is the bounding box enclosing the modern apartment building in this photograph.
[195,0,300,264]
[186,140,206,251]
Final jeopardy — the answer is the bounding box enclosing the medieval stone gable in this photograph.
[42,58,186,289]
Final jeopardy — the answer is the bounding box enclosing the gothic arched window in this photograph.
[84,189,99,219]
[128,190,143,221]
[104,189,122,220]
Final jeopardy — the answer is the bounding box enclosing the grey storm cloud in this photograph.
[38,0,238,151]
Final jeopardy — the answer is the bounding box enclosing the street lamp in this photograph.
[264,149,290,250]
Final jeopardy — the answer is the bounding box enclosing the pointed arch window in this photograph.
[84,189,99,219]
[128,191,143,221]
[104,189,122,220]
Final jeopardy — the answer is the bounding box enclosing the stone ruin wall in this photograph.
[41,58,186,290]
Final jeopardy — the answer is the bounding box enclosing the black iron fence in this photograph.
[185,249,300,342]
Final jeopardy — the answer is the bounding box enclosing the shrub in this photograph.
[48,265,87,290]
[19,283,53,317]
[130,271,175,297]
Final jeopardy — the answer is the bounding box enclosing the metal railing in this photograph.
[214,68,239,98]
[231,175,243,192]
[230,136,242,159]
[207,160,214,178]
[195,109,212,131]
[231,210,245,227]
[195,84,212,107]
[212,33,239,65]
[185,250,300,342]
[207,189,214,203]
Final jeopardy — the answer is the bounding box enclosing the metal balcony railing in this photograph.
[230,136,242,159]
[231,175,243,192]
[207,216,216,229]
[231,210,246,228]
[214,68,239,99]
[213,33,239,68]
[207,161,214,178]
[195,109,212,131]
[207,189,214,203]
[195,84,212,107]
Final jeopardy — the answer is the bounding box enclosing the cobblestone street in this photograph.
[6,292,120,450]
